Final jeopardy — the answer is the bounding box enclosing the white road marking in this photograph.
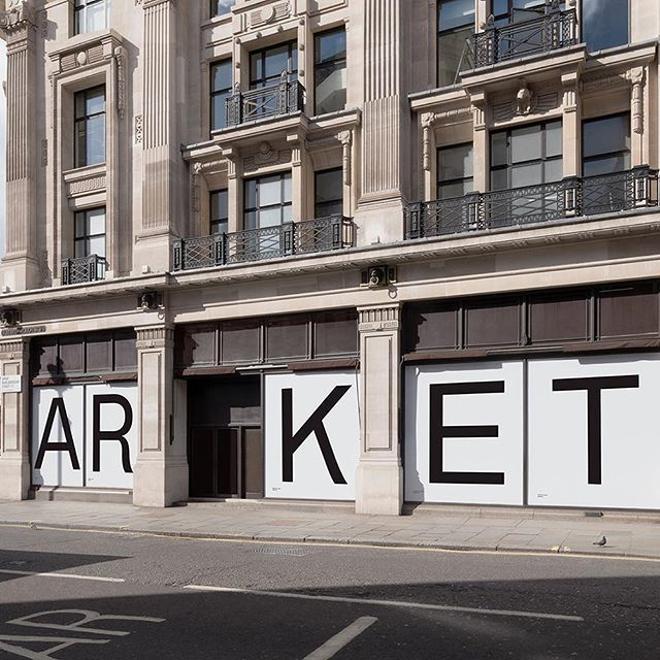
[0,569,124,583]
[303,616,377,660]
[184,585,584,622]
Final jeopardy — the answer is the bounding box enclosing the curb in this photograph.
[2,519,659,562]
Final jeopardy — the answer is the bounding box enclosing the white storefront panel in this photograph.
[32,383,138,489]
[264,371,360,500]
[405,361,525,505]
[528,354,660,509]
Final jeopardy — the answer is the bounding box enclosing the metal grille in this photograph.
[472,3,577,67]
[173,216,355,272]
[405,168,658,241]
[61,255,107,285]
[226,74,305,127]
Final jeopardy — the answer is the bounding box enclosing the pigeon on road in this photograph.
[593,536,607,546]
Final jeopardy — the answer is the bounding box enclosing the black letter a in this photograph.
[34,398,80,470]
[282,386,350,484]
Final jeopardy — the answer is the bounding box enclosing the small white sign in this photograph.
[1,375,22,393]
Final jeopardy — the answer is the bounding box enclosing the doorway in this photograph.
[189,426,263,499]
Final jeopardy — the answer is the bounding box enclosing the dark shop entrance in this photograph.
[187,376,263,499]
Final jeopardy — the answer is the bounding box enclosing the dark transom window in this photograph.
[244,173,292,230]
[314,28,347,115]
[74,207,106,258]
[74,86,106,168]
[210,190,229,235]
[211,60,232,132]
[490,120,562,191]
[492,0,550,24]
[314,168,343,218]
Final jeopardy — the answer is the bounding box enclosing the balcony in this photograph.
[61,255,107,285]
[173,215,355,272]
[470,3,578,68]
[405,167,658,241]
[225,74,305,127]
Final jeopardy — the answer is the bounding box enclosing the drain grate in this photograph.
[254,545,309,557]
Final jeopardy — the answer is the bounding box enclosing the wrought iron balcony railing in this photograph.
[405,167,659,241]
[471,2,577,68]
[225,73,305,127]
[173,215,355,272]
[61,254,107,285]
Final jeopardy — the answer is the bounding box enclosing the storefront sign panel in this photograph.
[264,371,360,500]
[528,354,660,509]
[405,361,525,505]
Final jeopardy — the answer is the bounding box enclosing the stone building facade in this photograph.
[1,0,660,514]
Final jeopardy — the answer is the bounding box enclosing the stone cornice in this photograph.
[2,209,660,310]
[0,0,36,40]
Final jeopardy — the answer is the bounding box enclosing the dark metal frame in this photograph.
[313,27,347,115]
[210,189,229,235]
[314,168,344,218]
[405,167,659,240]
[210,59,233,132]
[61,254,107,285]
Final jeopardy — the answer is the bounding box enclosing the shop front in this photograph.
[403,280,660,510]
[175,309,360,502]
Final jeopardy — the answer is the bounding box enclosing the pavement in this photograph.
[1,499,660,560]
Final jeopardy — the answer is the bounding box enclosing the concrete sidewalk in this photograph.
[1,499,660,560]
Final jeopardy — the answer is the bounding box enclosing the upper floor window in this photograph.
[75,207,106,258]
[314,169,343,217]
[210,0,235,17]
[74,0,111,35]
[582,0,629,52]
[314,28,347,115]
[250,42,298,90]
[437,0,475,87]
[492,0,548,25]
[582,114,630,177]
[211,60,232,132]
[437,143,473,199]
[210,190,229,235]
[244,173,292,230]
[74,86,106,168]
[490,120,562,191]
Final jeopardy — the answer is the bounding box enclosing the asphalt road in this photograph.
[0,525,659,659]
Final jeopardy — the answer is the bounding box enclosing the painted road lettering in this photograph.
[0,609,165,659]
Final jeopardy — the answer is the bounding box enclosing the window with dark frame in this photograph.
[244,173,292,230]
[314,168,343,218]
[492,0,549,25]
[582,0,629,52]
[490,120,562,191]
[74,0,110,35]
[210,60,232,132]
[74,86,106,168]
[582,113,630,177]
[74,207,106,259]
[437,0,475,87]
[210,0,235,18]
[210,189,229,235]
[437,143,474,200]
[249,41,298,89]
[314,28,347,115]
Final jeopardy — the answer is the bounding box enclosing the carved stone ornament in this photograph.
[514,83,534,116]
[0,0,36,33]
[243,142,292,172]
[249,1,290,28]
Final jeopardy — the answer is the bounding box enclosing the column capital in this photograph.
[0,1,36,41]
[0,338,28,360]
[357,303,401,332]
[136,325,174,349]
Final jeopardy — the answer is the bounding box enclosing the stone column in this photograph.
[355,303,403,515]
[421,113,436,201]
[561,71,580,178]
[470,91,488,193]
[0,339,30,500]
[0,0,40,292]
[224,147,240,233]
[629,66,647,167]
[135,0,179,273]
[356,0,408,245]
[133,325,188,507]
